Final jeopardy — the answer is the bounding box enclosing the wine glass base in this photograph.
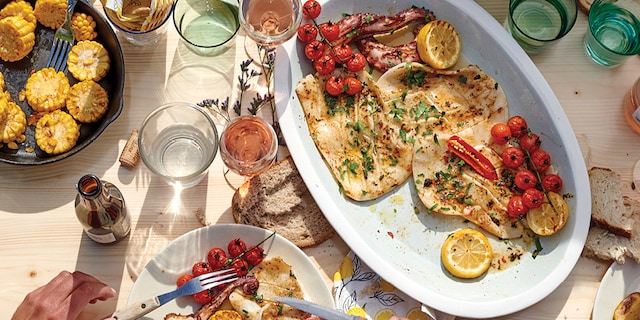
[243,37,275,67]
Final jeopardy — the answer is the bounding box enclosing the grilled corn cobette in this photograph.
[35,110,80,155]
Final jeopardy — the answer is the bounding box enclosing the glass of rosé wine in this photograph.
[239,0,302,65]
[219,115,278,180]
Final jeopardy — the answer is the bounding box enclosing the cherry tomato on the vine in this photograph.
[507,195,528,218]
[193,289,214,305]
[522,188,545,209]
[192,261,212,277]
[344,76,362,95]
[228,238,247,258]
[515,169,538,190]
[346,52,366,72]
[325,76,344,96]
[302,0,321,19]
[176,274,193,288]
[207,247,228,271]
[542,173,563,193]
[319,22,340,42]
[507,115,528,138]
[502,147,526,169]
[332,44,352,63]
[244,246,265,266]
[519,132,541,153]
[229,259,249,276]
[529,149,551,172]
[297,23,318,43]
[490,123,511,145]
[314,54,336,75]
[304,40,326,61]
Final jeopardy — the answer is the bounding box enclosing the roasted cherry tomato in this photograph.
[507,195,528,218]
[297,23,318,42]
[332,43,352,63]
[228,238,247,258]
[344,76,362,95]
[302,0,321,19]
[447,135,498,180]
[244,246,265,266]
[207,247,228,271]
[325,75,344,96]
[519,132,541,153]
[304,39,326,61]
[229,259,249,276]
[529,149,551,172]
[542,173,563,193]
[507,115,528,138]
[522,188,545,209]
[176,274,193,288]
[192,261,212,277]
[346,52,367,72]
[515,169,538,190]
[313,54,336,75]
[502,146,526,169]
[490,123,511,145]
[193,289,214,305]
[319,21,340,42]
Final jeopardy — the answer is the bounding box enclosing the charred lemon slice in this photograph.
[416,20,461,69]
[441,228,492,279]
[526,192,568,236]
[615,292,640,320]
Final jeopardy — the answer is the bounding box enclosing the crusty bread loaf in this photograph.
[583,198,640,264]
[588,167,634,238]
[232,156,335,248]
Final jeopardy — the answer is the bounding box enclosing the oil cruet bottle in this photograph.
[75,174,130,244]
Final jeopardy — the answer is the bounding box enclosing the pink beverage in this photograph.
[241,0,300,46]
[623,77,640,135]
[220,116,278,175]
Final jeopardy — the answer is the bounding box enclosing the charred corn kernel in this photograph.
[0,0,36,30]
[25,67,70,112]
[0,100,26,144]
[34,0,66,29]
[67,40,110,82]
[0,70,4,90]
[66,80,108,123]
[0,16,35,62]
[35,109,79,155]
[70,12,97,41]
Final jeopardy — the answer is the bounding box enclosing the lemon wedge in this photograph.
[441,228,492,279]
[526,192,568,236]
[416,20,461,69]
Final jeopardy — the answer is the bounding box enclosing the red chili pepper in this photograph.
[447,135,498,180]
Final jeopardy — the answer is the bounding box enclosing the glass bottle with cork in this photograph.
[75,174,130,244]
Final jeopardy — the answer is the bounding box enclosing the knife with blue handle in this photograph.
[273,297,363,320]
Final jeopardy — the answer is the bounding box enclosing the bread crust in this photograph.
[231,156,335,248]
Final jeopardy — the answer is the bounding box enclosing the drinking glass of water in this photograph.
[584,0,640,67]
[506,0,578,53]
[219,116,278,177]
[138,102,219,188]
[239,0,302,64]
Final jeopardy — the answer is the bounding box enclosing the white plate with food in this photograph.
[274,0,590,318]
[127,224,334,319]
[593,261,640,320]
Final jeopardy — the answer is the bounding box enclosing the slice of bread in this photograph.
[231,156,335,248]
[589,167,634,238]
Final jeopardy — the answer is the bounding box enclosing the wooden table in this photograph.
[1,1,639,319]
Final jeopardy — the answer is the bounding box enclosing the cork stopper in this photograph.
[119,129,140,168]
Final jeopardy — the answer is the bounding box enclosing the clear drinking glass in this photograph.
[239,0,302,64]
[219,115,278,177]
[138,102,219,188]
[584,0,640,67]
[505,0,578,53]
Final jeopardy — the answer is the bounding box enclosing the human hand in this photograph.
[12,271,116,320]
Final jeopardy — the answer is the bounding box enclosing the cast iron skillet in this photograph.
[0,0,124,165]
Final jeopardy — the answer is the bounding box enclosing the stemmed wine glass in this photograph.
[239,0,302,66]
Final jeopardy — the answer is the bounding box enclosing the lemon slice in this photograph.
[416,20,461,69]
[526,192,568,236]
[441,228,492,279]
